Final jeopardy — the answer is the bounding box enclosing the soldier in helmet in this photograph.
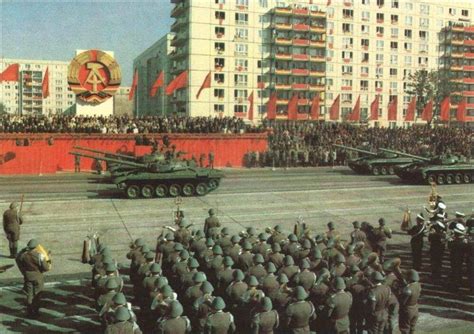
[250,297,279,334]
[366,271,391,334]
[285,286,316,333]
[204,208,221,239]
[204,297,236,333]
[174,218,192,248]
[155,300,191,334]
[373,218,392,263]
[325,277,353,334]
[399,270,421,334]
[104,306,142,334]
[350,221,367,246]
[3,201,23,258]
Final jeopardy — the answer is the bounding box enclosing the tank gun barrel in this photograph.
[379,148,430,162]
[69,151,146,168]
[333,144,378,156]
[73,146,136,160]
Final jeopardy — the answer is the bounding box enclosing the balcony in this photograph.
[309,84,325,91]
[298,99,310,105]
[235,66,247,72]
[275,37,292,45]
[464,78,474,83]
[465,52,474,59]
[310,55,325,62]
[466,26,474,33]
[170,33,187,46]
[275,84,291,90]
[376,87,383,92]
[451,65,463,71]
[311,10,325,18]
[236,4,248,10]
[310,40,325,48]
[277,99,289,105]
[293,54,309,61]
[310,26,325,33]
[452,39,464,45]
[275,7,292,15]
[293,8,309,16]
[293,23,310,32]
[292,83,309,90]
[171,2,185,17]
[293,38,310,46]
[464,65,474,71]
[451,52,464,58]
[275,53,292,60]
[292,69,310,76]
[452,25,464,32]
[275,69,291,75]
[274,23,292,30]
[465,40,474,46]
[310,71,325,77]
[171,18,187,31]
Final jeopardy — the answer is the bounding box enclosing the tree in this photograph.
[0,102,6,115]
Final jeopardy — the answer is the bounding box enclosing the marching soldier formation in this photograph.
[81,209,446,334]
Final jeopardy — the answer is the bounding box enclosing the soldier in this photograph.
[347,267,366,334]
[268,225,286,245]
[237,241,254,272]
[156,300,191,334]
[193,281,215,333]
[283,234,301,258]
[308,248,328,272]
[184,271,206,312]
[204,208,221,239]
[174,218,192,248]
[208,151,215,169]
[96,278,120,313]
[350,221,367,246]
[326,277,353,334]
[262,262,280,299]
[248,254,268,282]
[199,154,206,168]
[250,297,279,334]
[268,243,285,270]
[448,223,468,291]
[373,218,392,263]
[181,258,200,290]
[331,253,347,278]
[278,255,300,282]
[16,239,51,317]
[407,213,428,271]
[310,269,331,333]
[217,228,233,254]
[399,270,421,334]
[428,220,446,280]
[74,154,81,173]
[366,271,391,334]
[285,286,316,333]
[253,233,271,258]
[325,222,341,242]
[205,297,236,333]
[294,259,317,292]
[104,306,142,334]
[226,269,248,312]
[3,201,23,258]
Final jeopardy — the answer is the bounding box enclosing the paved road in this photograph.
[0,168,472,333]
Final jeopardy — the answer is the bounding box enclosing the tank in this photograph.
[334,145,417,175]
[380,148,474,185]
[69,151,224,199]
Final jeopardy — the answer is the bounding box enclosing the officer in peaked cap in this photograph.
[408,213,427,271]
[448,223,468,291]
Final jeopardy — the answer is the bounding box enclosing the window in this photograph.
[420,4,429,15]
[235,13,248,24]
[375,81,383,89]
[376,13,384,22]
[361,66,369,76]
[376,40,384,50]
[342,51,353,59]
[342,65,353,74]
[342,37,353,48]
[404,42,412,51]
[462,9,469,17]
[258,0,268,7]
[342,23,353,33]
[235,28,248,40]
[214,73,224,83]
[234,105,247,113]
[419,18,429,28]
[215,27,225,37]
[362,0,370,4]
[390,41,398,50]
[376,67,383,77]
[419,43,428,53]
[234,74,248,86]
[390,82,398,93]
[391,28,398,37]
[215,42,225,53]
[390,68,397,76]
[449,8,456,16]
[404,56,412,65]
[376,54,384,63]
[342,79,353,87]
[391,0,398,8]
[361,11,370,21]
[235,43,248,55]
[376,0,384,7]
[234,89,248,99]
[361,25,370,34]
[235,59,248,71]
[390,55,398,65]
[376,26,384,35]
[419,31,428,40]
[418,57,428,66]
[341,93,353,102]
[405,16,412,26]
[343,9,354,19]
[404,29,412,39]
[215,11,225,19]
[214,104,224,113]
[362,53,369,62]
[55,87,63,92]
[215,0,225,4]
[391,15,398,24]
[215,58,225,68]
[360,80,369,90]
[361,39,369,48]
[236,0,248,7]
[214,89,225,98]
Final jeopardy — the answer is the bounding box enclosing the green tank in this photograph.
[381,148,474,185]
[69,151,224,199]
[334,144,417,175]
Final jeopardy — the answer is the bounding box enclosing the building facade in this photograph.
[135,0,473,125]
[439,23,474,123]
[0,59,76,115]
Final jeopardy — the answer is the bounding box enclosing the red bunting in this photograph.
[347,95,360,122]
[287,94,299,120]
[456,97,466,122]
[387,96,398,121]
[0,63,19,82]
[129,69,138,101]
[42,67,49,98]
[370,95,379,121]
[196,71,211,99]
[329,94,340,120]
[165,70,188,96]
[149,71,164,97]
[421,99,433,121]
[248,91,254,121]
[310,95,320,120]
[405,96,416,122]
[439,96,451,121]
[266,91,277,120]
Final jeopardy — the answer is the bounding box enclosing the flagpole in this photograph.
[260,15,264,123]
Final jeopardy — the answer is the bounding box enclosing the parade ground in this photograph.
[0,167,473,333]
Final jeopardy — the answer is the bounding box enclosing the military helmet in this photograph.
[223,256,234,267]
[27,239,39,249]
[213,245,223,255]
[141,245,150,253]
[261,297,273,311]
[295,286,308,300]
[202,281,214,294]
[162,285,173,298]
[112,292,126,305]
[288,234,298,242]
[150,263,161,274]
[208,208,215,215]
[407,269,420,282]
[350,265,360,274]
[234,269,245,281]
[174,243,184,251]
[334,277,346,290]
[335,253,345,264]
[302,239,311,249]
[315,234,325,243]
[284,255,295,266]
[155,277,169,289]
[188,257,200,268]
[383,258,401,272]
[169,301,184,317]
[267,262,277,273]
[258,233,268,241]
[212,297,226,310]
[352,221,361,228]
[180,250,189,260]
[247,227,256,236]
[327,221,335,230]
[206,238,215,247]
[145,251,155,260]
[254,254,264,264]
[134,237,145,247]
[274,225,283,232]
[193,271,206,283]
[231,235,241,244]
[196,230,205,238]
[371,271,385,282]
[221,227,229,235]
[346,244,355,255]
[106,278,119,289]
[243,241,252,250]
[272,243,281,252]
[102,255,113,265]
[378,218,386,226]
[326,238,335,249]
[105,263,117,273]
[114,306,130,321]
[165,232,175,241]
[178,218,187,227]
[278,273,289,284]
[301,259,310,269]
[312,248,322,259]
[10,202,19,209]
[248,275,259,287]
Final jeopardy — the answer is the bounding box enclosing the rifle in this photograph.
[19,194,24,214]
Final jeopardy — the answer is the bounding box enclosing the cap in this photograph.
[114,306,130,321]
[212,297,226,310]
[455,211,465,218]
[334,277,346,290]
[454,223,466,234]
[112,292,126,305]
[169,300,184,317]
[295,286,308,300]
[438,202,446,210]
[416,213,425,221]
[27,239,39,249]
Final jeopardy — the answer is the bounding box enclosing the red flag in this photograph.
[196,71,211,99]
[456,97,466,122]
[421,99,433,121]
[405,95,416,122]
[329,94,340,120]
[347,95,361,121]
[267,91,277,120]
[129,69,138,101]
[248,91,254,121]
[288,93,299,120]
[42,67,49,98]
[370,95,379,121]
[439,96,451,121]
[310,94,320,120]
[165,70,188,96]
[387,96,398,121]
[0,63,19,82]
[149,71,164,97]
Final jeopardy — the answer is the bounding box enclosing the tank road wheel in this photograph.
[463,173,472,183]
[141,185,154,199]
[436,174,445,185]
[169,184,181,197]
[126,185,140,199]
[372,166,380,176]
[380,166,388,175]
[155,184,168,198]
[454,174,463,184]
[208,178,220,191]
[195,183,208,196]
[446,174,454,185]
[182,183,195,197]
[388,166,395,175]
[427,174,436,184]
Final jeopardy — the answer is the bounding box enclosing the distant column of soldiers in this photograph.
[85,210,428,334]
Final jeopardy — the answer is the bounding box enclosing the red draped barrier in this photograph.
[0,134,268,175]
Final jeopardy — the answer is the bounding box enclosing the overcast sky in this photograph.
[1,0,174,85]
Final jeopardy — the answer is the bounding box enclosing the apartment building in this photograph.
[0,59,75,115]
[136,0,473,125]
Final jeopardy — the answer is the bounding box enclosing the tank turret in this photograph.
[333,144,379,157]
